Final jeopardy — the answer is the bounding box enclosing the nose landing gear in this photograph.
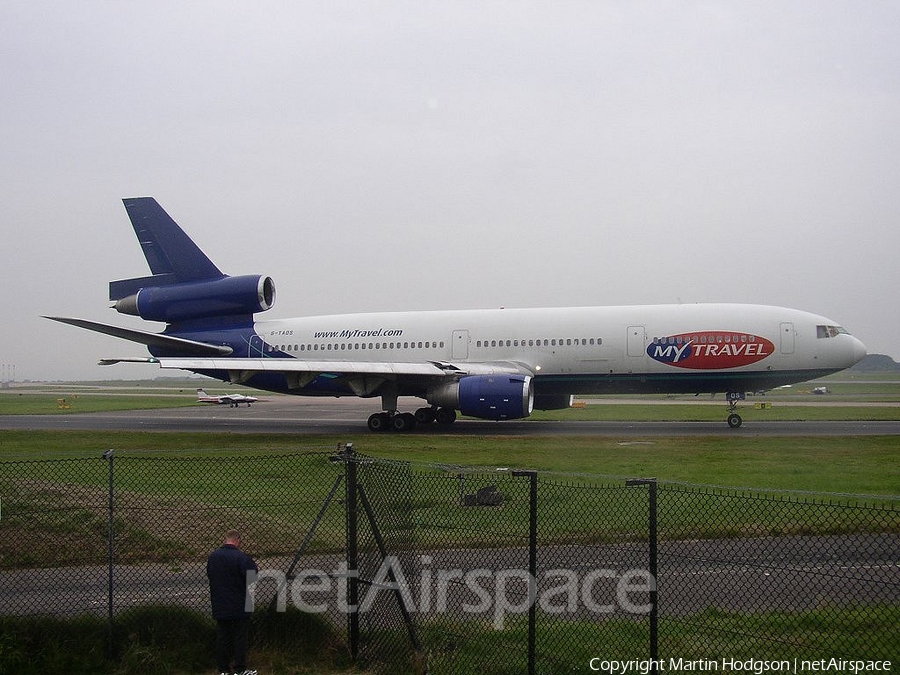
[726,392,745,428]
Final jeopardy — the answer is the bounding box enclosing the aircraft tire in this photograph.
[392,413,417,432]
[367,413,391,432]
[727,413,743,428]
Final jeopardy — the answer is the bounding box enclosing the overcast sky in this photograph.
[2,1,898,381]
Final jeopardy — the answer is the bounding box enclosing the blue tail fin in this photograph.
[107,198,275,324]
[109,198,223,300]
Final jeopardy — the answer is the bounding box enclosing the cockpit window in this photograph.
[817,325,849,339]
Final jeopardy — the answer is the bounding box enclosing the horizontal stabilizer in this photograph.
[109,273,178,302]
[43,316,233,357]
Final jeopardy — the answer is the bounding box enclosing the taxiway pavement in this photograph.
[2,396,899,436]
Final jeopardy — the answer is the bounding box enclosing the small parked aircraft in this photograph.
[196,388,258,407]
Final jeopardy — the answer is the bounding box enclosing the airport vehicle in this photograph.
[196,388,258,407]
[47,198,867,430]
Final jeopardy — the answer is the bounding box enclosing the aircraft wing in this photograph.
[154,357,530,378]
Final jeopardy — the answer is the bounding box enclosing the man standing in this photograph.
[206,529,259,675]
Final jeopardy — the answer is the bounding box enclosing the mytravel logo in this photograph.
[648,331,775,370]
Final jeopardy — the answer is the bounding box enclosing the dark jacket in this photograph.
[206,543,259,620]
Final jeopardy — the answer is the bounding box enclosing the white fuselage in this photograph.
[251,303,865,396]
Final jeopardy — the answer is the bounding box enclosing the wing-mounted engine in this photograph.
[427,374,534,420]
[112,274,276,323]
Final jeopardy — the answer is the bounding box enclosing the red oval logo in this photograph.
[648,331,775,369]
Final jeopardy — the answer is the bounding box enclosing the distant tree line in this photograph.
[851,354,900,372]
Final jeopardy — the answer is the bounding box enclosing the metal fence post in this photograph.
[343,443,359,661]
[102,449,115,660]
[626,478,658,670]
[513,470,538,675]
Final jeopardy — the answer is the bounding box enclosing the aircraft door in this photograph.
[249,334,267,357]
[779,322,795,355]
[451,330,469,360]
[627,325,646,357]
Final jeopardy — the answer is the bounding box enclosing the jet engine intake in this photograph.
[427,374,534,420]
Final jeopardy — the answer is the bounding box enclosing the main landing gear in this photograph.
[726,392,745,428]
[367,407,458,432]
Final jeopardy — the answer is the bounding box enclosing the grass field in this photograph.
[2,429,898,496]
[0,383,202,414]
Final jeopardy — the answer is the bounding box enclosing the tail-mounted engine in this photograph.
[427,374,534,420]
[112,274,276,323]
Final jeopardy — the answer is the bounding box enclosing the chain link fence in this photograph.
[1,447,898,673]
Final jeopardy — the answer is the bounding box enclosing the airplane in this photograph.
[46,198,867,431]
[196,388,258,407]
